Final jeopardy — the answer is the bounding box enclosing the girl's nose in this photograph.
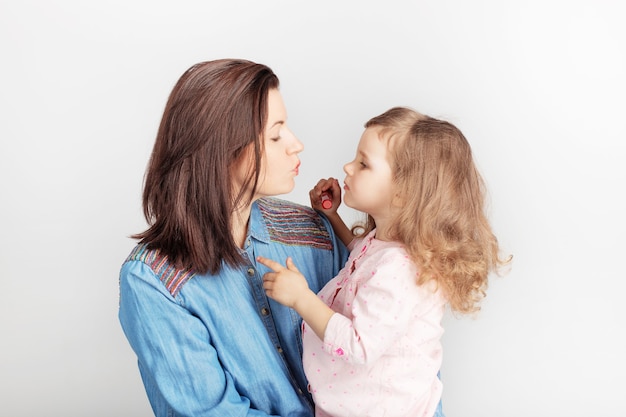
[343,161,353,175]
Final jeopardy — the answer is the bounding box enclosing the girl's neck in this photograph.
[374,228,393,242]
[370,206,401,242]
[371,218,393,242]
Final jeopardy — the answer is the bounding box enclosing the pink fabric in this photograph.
[303,230,446,417]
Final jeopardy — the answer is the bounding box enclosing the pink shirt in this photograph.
[302,230,446,417]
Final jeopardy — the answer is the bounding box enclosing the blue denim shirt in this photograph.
[119,198,349,417]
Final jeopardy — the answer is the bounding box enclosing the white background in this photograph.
[1,1,625,416]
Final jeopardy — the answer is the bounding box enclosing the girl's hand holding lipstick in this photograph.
[309,177,342,212]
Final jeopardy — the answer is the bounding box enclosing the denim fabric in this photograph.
[119,198,349,417]
[434,372,446,417]
[433,399,445,417]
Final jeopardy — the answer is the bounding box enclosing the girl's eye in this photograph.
[270,136,281,142]
[359,161,367,168]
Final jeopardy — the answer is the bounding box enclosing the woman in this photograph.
[118,59,349,416]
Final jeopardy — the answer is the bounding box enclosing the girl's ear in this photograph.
[391,187,405,208]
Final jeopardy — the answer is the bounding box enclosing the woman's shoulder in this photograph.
[122,244,196,297]
[256,197,316,217]
[255,197,333,250]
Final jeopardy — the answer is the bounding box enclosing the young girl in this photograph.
[258,106,510,417]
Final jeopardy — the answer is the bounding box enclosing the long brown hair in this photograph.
[133,59,279,274]
[357,107,510,314]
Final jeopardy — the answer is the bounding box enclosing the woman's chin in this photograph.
[259,184,295,199]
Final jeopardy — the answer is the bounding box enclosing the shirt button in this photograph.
[276,346,283,354]
[261,308,269,316]
[247,267,255,276]
[297,388,303,395]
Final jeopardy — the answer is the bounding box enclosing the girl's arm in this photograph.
[323,211,353,248]
[264,250,436,366]
[258,256,334,340]
[310,178,354,247]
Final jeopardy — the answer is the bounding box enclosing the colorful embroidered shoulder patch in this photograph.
[257,198,333,250]
[125,244,196,297]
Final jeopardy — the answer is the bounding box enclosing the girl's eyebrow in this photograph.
[269,120,284,129]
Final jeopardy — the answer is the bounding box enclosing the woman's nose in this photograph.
[291,136,304,154]
[287,129,304,154]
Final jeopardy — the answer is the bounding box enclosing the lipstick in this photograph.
[320,192,332,209]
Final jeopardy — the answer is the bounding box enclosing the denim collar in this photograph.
[248,200,271,244]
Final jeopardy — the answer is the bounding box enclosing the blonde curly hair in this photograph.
[353,107,510,314]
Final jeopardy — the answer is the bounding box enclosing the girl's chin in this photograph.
[342,195,358,211]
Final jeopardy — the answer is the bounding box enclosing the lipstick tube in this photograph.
[320,192,332,209]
